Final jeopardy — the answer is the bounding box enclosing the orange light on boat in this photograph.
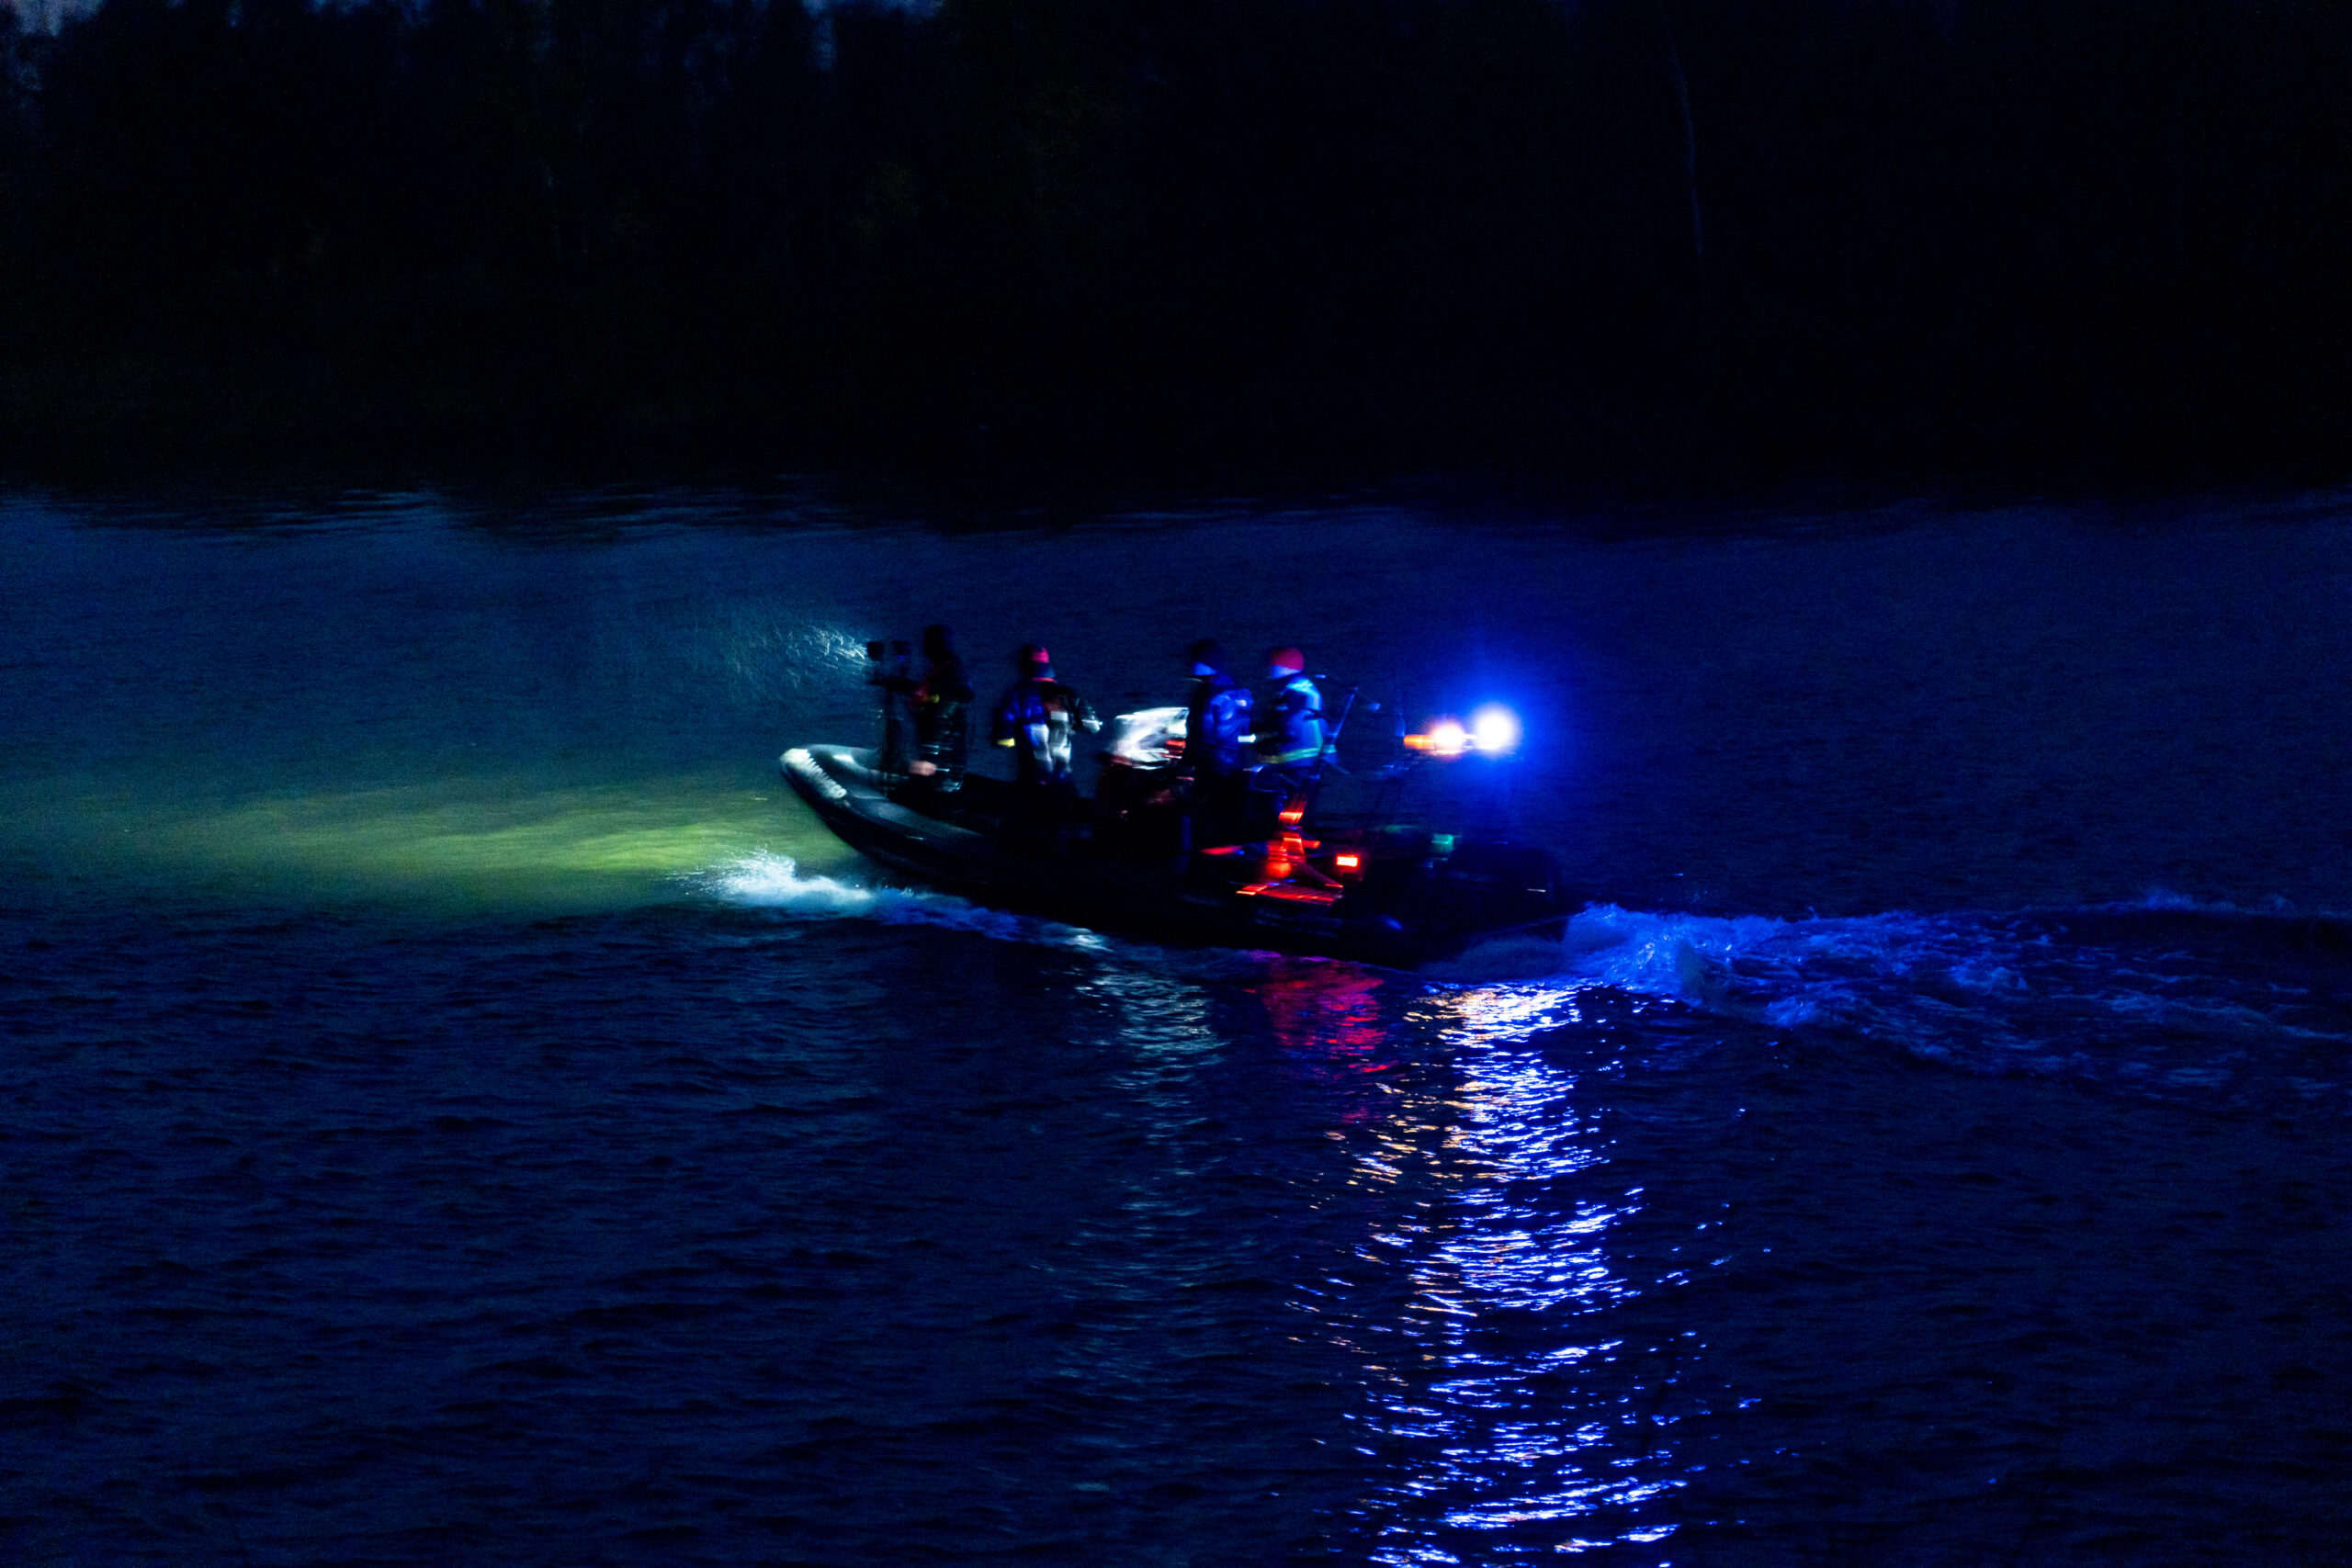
[1404,718,1469,757]
[1405,707,1520,759]
[1333,852,1361,870]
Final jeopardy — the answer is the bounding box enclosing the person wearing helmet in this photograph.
[1257,646,1327,790]
[990,642,1100,844]
[1174,637,1254,857]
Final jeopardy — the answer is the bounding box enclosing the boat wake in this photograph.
[695,851,2351,1115]
[695,850,1112,952]
[1438,897,2352,1116]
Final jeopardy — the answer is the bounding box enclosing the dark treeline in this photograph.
[4,0,2349,480]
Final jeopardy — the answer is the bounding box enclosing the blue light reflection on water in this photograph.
[1272,976,1690,1562]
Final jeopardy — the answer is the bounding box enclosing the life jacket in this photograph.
[994,676,1095,782]
[912,654,972,761]
[1262,673,1326,768]
[1186,671,1253,774]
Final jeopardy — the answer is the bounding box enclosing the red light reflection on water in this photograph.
[1253,957,1398,1120]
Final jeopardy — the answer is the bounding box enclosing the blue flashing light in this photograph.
[1469,704,1521,757]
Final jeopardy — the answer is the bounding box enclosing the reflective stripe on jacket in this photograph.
[991,677,1099,782]
[1262,674,1325,767]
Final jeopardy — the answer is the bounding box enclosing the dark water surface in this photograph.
[3,484,2348,1564]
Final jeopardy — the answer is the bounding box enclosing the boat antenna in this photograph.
[1294,683,1358,825]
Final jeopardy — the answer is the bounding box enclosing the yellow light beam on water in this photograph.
[1,770,854,915]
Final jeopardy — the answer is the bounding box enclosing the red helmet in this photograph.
[1265,646,1306,677]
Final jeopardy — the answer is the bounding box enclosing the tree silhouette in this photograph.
[1,0,2347,479]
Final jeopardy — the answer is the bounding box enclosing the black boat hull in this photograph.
[781,744,1568,965]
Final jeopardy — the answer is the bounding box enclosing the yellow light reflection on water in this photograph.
[1,770,851,915]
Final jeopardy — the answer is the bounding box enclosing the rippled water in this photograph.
[2,483,2347,1564]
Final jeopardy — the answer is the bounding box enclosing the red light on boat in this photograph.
[1333,853,1361,870]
